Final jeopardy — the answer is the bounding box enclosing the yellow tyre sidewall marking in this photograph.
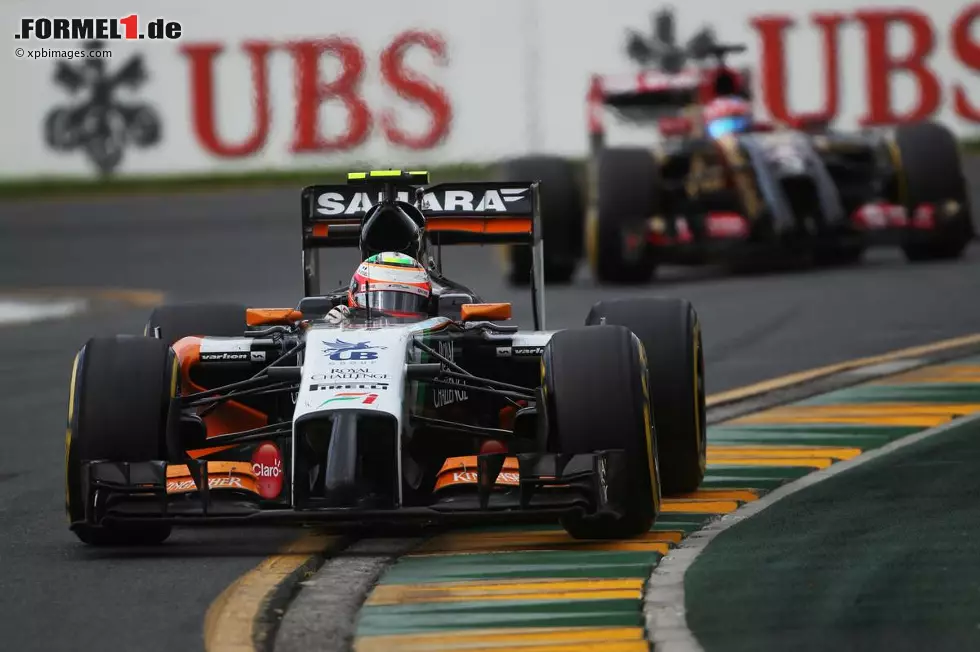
[65,351,81,522]
[693,318,706,475]
[170,352,179,398]
[636,337,661,513]
[884,137,907,208]
[586,207,599,273]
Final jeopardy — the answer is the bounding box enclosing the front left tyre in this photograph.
[66,336,178,545]
[542,325,661,539]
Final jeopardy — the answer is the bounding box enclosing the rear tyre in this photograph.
[542,325,660,539]
[499,156,583,286]
[586,297,706,495]
[145,302,246,345]
[890,122,974,262]
[590,148,660,284]
[66,336,178,545]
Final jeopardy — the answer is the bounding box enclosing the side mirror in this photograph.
[460,303,512,321]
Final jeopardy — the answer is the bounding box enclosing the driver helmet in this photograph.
[704,97,753,138]
[347,252,432,317]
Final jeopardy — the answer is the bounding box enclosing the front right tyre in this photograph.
[890,121,974,262]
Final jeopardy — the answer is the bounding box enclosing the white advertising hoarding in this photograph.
[2,0,978,178]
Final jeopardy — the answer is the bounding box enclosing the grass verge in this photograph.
[0,163,500,201]
[2,139,979,201]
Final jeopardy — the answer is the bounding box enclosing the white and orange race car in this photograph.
[65,170,706,546]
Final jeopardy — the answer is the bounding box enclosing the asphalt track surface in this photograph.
[0,162,978,652]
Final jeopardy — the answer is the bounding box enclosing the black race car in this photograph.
[501,44,974,284]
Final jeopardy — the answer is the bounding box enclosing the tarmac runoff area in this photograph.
[0,296,87,326]
[0,288,164,327]
[231,341,980,652]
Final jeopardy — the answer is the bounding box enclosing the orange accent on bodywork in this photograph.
[245,308,303,327]
[460,303,512,321]
[312,224,329,238]
[427,218,532,235]
[165,461,260,495]
[187,445,238,459]
[171,337,268,448]
[434,456,522,492]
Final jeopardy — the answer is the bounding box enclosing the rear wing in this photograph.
[586,67,752,150]
[300,170,546,327]
[301,180,540,248]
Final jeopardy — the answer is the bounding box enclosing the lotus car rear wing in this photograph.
[300,170,546,327]
[586,65,752,151]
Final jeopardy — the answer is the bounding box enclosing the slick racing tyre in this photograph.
[542,325,660,539]
[145,302,246,345]
[499,156,584,286]
[590,148,661,284]
[586,297,706,494]
[66,336,178,545]
[890,121,974,262]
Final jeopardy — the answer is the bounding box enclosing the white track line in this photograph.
[0,297,88,326]
[644,409,980,652]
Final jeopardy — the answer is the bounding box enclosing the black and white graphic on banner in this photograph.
[624,7,721,73]
[44,40,162,175]
[432,340,468,408]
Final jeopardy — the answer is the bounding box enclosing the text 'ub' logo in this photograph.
[323,339,387,361]
[44,40,162,176]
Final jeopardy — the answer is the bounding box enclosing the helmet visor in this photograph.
[352,289,428,317]
[707,115,751,138]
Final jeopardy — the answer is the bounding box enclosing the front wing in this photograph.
[72,450,630,531]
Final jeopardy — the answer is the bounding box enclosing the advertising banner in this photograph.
[3,0,978,178]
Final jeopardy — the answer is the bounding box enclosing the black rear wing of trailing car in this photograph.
[300,170,546,326]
